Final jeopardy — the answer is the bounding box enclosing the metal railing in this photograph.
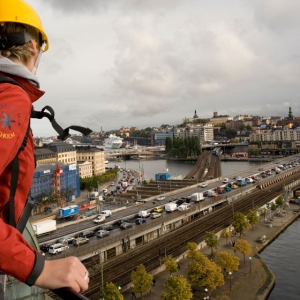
[51,288,90,300]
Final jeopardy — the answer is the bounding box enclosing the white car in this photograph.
[99,210,112,217]
[93,215,106,224]
[178,203,191,211]
[222,178,229,183]
[198,182,208,188]
[156,196,165,201]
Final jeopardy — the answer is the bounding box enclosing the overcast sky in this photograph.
[26,0,300,137]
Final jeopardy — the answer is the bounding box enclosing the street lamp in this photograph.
[204,288,209,299]
[249,256,252,274]
[229,271,232,291]
[158,185,161,197]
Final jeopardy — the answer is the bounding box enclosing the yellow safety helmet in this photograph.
[0,0,48,51]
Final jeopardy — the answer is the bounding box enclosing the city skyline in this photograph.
[27,0,300,137]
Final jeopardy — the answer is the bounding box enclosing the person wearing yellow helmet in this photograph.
[0,0,89,296]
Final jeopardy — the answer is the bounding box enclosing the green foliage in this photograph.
[80,167,118,191]
[187,253,224,291]
[101,282,124,300]
[131,264,153,298]
[162,255,178,275]
[216,251,239,273]
[275,195,284,207]
[247,210,259,229]
[225,129,237,139]
[221,228,232,245]
[162,275,193,300]
[232,212,249,237]
[270,202,277,211]
[130,128,152,138]
[205,231,219,256]
[166,136,201,158]
[233,239,252,264]
[36,188,64,209]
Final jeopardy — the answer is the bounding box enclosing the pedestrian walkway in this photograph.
[122,204,300,300]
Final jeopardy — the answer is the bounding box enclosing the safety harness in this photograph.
[0,75,92,232]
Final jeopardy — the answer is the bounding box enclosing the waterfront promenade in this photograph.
[122,204,300,300]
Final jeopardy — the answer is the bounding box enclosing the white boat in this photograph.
[105,134,123,149]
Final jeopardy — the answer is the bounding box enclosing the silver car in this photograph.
[96,230,109,238]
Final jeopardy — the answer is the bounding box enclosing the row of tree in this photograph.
[79,167,119,192]
[95,197,284,299]
[165,136,202,158]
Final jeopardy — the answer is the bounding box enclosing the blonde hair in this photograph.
[0,22,35,65]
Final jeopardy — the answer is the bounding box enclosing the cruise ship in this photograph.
[104,134,123,149]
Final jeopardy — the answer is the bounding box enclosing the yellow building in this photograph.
[75,146,105,175]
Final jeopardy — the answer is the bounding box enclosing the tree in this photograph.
[101,282,124,300]
[233,239,252,264]
[205,231,219,257]
[186,242,200,260]
[216,251,239,273]
[275,195,284,208]
[60,186,76,203]
[225,128,237,139]
[131,264,153,298]
[221,228,232,246]
[162,275,193,300]
[247,210,259,229]
[232,212,249,237]
[187,254,224,292]
[162,255,178,275]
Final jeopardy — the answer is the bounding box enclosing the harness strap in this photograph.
[0,75,92,231]
[31,107,92,140]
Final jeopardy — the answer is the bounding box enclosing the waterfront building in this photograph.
[75,146,105,175]
[45,142,77,164]
[77,160,93,178]
[35,147,56,165]
[153,130,174,146]
[174,123,214,143]
[249,127,300,154]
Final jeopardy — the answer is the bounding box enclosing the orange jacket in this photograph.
[0,73,45,285]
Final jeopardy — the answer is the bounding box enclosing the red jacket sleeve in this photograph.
[0,82,44,283]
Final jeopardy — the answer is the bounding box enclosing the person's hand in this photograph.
[34,256,89,293]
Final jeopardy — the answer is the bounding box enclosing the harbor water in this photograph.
[107,159,263,180]
[107,158,299,299]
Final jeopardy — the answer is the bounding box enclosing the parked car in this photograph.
[156,196,165,201]
[110,182,115,186]
[96,230,109,238]
[135,218,146,225]
[231,184,239,189]
[120,222,133,229]
[40,243,51,253]
[222,178,229,183]
[79,231,95,238]
[198,182,208,188]
[57,236,75,244]
[73,237,89,246]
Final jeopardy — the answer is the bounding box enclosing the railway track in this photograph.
[184,151,221,181]
[47,172,299,300]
